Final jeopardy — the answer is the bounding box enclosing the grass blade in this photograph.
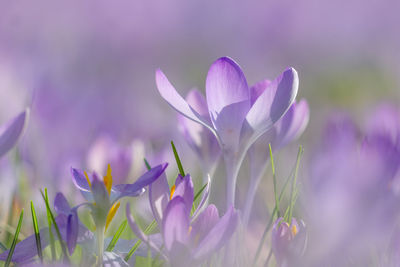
[106,220,127,252]
[5,209,24,267]
[45,189,56,261]
[252,148,303,266]
[40,189,70,263]
[171,141,185,177]
[269,144,280,218]
[30,201,43,263]
[144,158,151,171]
[288,146,303,224]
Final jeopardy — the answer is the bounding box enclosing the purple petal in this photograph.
[193,205,238,260]
[275,99,309,148]
[190,204,219,245]
[67,211,79,254]
[156,69,214,132]
[111,163,168,203]
[244,68,299,144]
[0,109,29,158]
[91,172,110,205]
[249,80,271,106]
[172,174,194,215]
[71,168,91,192]
[162,196,190,251]
[54,192,71,215]
[149,172,170,226]
[206,57,250,149]
[0,229,50,263]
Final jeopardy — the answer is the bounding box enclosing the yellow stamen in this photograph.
[291,224,298,236]
[84,171,91,188]
[188,226,193,235]
[103,164,113,195]
[170,185,176,200]
[105,202,120,231]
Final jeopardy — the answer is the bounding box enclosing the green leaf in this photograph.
[106,220,127,252]
[269,144,280,218]
[45,189,56,261]
[0,242,7,252]
[144,158,152,171]
[40,188,70,263]
[288,146,303,224]
[30,201,43,263]
[171,141,185,177]
[5,209,24,267]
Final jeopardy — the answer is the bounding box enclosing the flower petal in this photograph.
[162,196,190,251]
[156,69,214,133]
[275,99,309,148]
[192,175,211,218]
[206,57,250,150]
[0,228,50,263]
[111,163,168,203]
[190,204,219,245]
[54,192,71,215]
[67,211,79,254]
[0,108,29,158]
[71,168,91,192]
[193,205,238,260]
[244,68,299,145]
[172,174,194,215]
[149,172,170,225]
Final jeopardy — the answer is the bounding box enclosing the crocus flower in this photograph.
[0,193,93,264]
[243,99,309,224]
[126,173,239,267]
[0,108,29,158]
[271,217,307,267]
[70,163,167,265]
[87,135,133,184]
[156,57,299,206]
[178,89,220,179]
[302,111,400,265]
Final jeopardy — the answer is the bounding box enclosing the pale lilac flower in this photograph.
[87,135,133,184]
[271,217,307,267]
[303,111,400,265]
[126,174,238,266]
[156,57,298,206]
[0,109,29,158]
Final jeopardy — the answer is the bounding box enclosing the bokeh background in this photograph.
[0,0,399,200]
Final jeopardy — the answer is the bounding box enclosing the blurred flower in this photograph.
[87,135,133,184]
[0,109,29,158]
[302,108,400,265]
[126,174,238,267]
[156,56,299,206]
[271,217,307,267]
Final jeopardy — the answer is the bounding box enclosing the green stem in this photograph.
[96,226,105,267]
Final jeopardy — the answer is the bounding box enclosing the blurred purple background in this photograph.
[0,0,399,186]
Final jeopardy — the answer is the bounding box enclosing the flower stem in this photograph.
[96,226,105,267]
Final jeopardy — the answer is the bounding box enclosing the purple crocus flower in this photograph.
[156,57,298,206]
[0,193,93,264]
[243,99,309,224]
[302,111,400,265]
[0,108,29,158]
[87,135,133,184]
[271,217,307,267]
[126,174,238,266]
[70,163,167,265]
[177,89,221,180]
